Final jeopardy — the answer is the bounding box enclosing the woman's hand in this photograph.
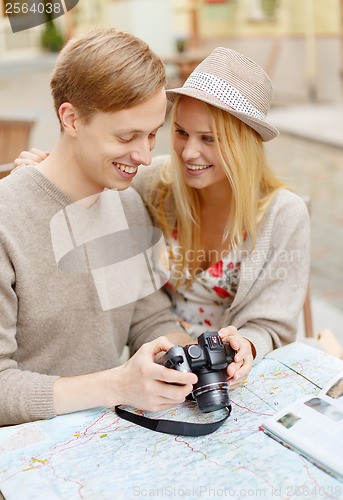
[13,148,49,169]
[218,326,255,389]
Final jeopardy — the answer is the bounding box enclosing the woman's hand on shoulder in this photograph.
[13,148,49,169]
[218,326,255,389]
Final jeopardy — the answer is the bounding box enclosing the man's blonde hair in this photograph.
[50,28,166,130]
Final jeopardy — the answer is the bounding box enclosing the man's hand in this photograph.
[219,326,255,390]
[107,336,198,412]
[54,336,197,416]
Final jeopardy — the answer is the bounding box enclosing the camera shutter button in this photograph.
[188,344,202,359]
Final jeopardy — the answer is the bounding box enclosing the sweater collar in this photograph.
[25,166,75,207]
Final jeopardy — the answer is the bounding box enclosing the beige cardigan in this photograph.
[133,156,311,362]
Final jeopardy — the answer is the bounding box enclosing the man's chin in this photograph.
[107,178,133,191]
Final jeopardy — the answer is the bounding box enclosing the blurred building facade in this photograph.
[0,0,342,103]
[172,0,343,103]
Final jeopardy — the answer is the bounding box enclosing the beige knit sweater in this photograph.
[0,166,181,426]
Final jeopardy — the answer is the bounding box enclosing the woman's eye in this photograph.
[202,135,214,143]
[175,129,188,137]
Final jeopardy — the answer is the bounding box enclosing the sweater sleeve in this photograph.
[0,232,58,426]
[127,290,183,355]
[222,191,311,363]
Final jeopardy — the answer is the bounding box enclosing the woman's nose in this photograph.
[181,137,201,162]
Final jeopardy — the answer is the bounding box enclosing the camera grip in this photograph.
[156,346,191,372]
[224,342,237,364]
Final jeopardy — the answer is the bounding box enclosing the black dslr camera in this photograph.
[157,332,236,413]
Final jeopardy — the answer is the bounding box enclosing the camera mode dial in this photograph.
[187,344,202,359]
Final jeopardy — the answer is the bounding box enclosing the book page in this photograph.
[262,375,343,480]
[320,372,343,409]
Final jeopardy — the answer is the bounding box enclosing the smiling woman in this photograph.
[132,47,311,383]
[173,97,227,189]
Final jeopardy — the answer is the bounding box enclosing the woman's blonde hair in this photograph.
[150,98,285,279]
[51,28,166,131]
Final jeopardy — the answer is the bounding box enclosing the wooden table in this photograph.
[163,50,210,83]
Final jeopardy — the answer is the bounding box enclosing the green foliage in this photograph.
[261,0,278,18]
[40,21,65,52]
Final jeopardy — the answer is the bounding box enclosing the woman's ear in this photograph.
[58,102,79,137]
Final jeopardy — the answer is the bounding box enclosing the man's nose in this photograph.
[130,139,152,166]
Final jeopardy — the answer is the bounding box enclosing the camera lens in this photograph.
[192,371,231,413]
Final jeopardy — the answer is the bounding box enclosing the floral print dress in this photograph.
[159,231,241,341]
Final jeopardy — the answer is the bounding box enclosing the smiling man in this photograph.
[43,82,167,199]
[0,29,196,426]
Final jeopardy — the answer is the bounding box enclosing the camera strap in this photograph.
[115,404,231,436]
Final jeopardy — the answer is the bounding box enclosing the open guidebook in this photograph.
[261,371,343,482]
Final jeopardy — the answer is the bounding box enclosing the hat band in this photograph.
[183,71,266,122]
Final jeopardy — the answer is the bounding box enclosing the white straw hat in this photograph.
[166,47,279,142]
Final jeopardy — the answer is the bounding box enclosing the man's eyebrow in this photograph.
[117,122,165,134]
[174,122,213,135]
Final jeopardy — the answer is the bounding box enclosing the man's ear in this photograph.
[59,102,79,137]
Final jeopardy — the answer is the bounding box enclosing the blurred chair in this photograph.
[302,196,343,358]
[0,163,13,180]
[303,284,314,338]
[163,49,210,86]
[302,195,314,338]
[0,118,35,165]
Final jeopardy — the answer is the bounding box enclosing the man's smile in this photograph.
[113,162,139,175]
